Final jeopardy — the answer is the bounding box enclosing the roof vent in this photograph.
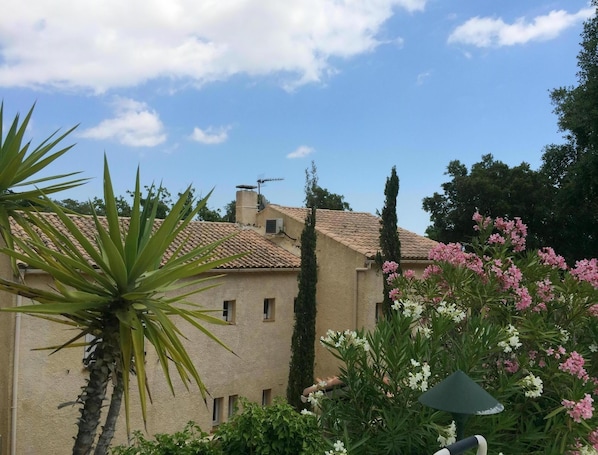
[265,218,283,234]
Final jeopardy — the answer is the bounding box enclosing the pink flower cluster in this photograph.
[571,259,598,289]
[493,216,527,252]
[559,351,590,383]
[382,261,399,274]
[538,247,568,270]
[428,243,484,276]
[472,211,492,231]
[562,394,594,423]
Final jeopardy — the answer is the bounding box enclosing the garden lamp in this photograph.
[419,370,503,441]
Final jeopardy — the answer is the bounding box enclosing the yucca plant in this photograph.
[0,103,85,257]
[0,157,243,455]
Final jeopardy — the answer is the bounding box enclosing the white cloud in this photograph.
[79,97,166,147]
[0,0,427,92]
[416,70,432,85]
[287,145,315,159]
[448,7,595,48]
[190,125,230,144]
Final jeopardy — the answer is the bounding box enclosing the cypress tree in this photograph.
[377,166,402,317]
[287,207,318,410]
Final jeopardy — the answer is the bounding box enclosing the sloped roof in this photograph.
[267,205,437,260]
[9,212,301,270]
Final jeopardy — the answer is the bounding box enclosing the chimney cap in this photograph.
[236,184,257,190]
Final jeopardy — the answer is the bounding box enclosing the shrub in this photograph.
[215,397,326,454]
[111,421,220,455]
[318,213,598,454]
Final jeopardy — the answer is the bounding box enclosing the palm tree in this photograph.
[0,158,243,454]
[0,103,85,257]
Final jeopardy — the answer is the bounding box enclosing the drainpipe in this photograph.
[354,268,368,329]
[10,294,22,455]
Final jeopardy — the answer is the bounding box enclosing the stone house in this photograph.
[0,191,436,454]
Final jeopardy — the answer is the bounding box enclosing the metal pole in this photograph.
[432,435,488,455]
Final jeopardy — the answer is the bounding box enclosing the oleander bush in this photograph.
[315,213,598,455]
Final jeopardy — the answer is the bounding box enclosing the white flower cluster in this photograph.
[577,445,598,455]
[590,344,598,353]
[498,324,522,353]
[437,421,457,447]
[406,359,431,391]
[392,299,424,319]
[436,301,466,323]
[300,408,315,416]
[307,390,324,409]
[325,440,348,455]
[520,373,543,398]
[414,323,433,339]
[320,329,370,352]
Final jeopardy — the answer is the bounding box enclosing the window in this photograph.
[375,302,385,323]
[228,394,238,418]
[263,298,275,321]
[262,389,272,406]
[223,300,236,323]
[212,397,224,427]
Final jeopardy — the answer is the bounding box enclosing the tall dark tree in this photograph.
[539,0,598,262]
[287,206,317,410]
[305,161,351,210]
[423,154,552,250]
[377,166,401,317]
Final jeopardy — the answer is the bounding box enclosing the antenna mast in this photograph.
[257,177,284,200]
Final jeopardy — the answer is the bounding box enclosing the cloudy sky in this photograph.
[1,0,594,235]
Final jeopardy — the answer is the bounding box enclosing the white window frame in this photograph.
[263,298,275,321]
[262,388,272,406]
[212,397,224,427]
[223,300,236,323]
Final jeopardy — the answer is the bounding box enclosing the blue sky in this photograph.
[1,0,594,235]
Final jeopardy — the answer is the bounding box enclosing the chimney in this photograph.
[235,186,258,225]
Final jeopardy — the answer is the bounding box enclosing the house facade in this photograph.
[0,192,436,453]
[0,218,301,454]
[237,189,437,379]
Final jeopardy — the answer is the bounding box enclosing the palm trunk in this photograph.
[73,345,111,455]
[93,372,123,455]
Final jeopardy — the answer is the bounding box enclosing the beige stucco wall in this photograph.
[9,269,298,454]
[255,206,433,381]
[0,241,16,455]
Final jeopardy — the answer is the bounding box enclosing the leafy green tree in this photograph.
[423,154,552,249]
[305,161,351,210]
[54,196,132,217]
[222,200,236,223]
[376,166,401,317]
[217,398,326,455]
[0,158,241,454]
[0,103,85,258]
[287,207,318,410]
[540,0,598,262]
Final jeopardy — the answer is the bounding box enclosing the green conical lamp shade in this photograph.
[419,370,503,415]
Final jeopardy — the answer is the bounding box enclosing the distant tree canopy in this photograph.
[423,2,598,264]
[423,155,552,250]
[304,161,351,211]
[53,186,227,221]
[538,0,598,262]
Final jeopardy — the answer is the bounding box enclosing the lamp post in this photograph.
[419,370,503,441]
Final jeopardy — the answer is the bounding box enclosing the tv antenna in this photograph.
[257,177,284,198]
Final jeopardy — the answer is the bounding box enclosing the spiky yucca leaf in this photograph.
[0,156,244,437]
[0,103,87,255]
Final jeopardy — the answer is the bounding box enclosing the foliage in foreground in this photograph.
[316,213,598,454]
[112,398,328,455]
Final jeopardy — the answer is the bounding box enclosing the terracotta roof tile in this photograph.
[268,205,437,260]
[9,213,301,270]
